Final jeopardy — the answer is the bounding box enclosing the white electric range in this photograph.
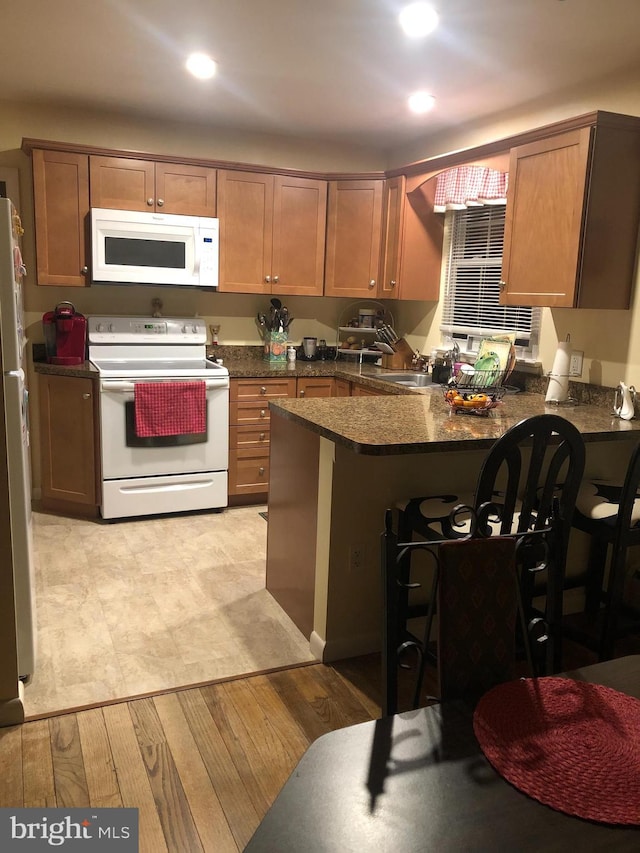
[88,316,229,519]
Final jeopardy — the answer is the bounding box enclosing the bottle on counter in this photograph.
[287,346,297,363]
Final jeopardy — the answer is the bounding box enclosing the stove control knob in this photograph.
[96,322,104,333]
[192,325,198,334]
[182,325,188,333]
[108,323,114,332]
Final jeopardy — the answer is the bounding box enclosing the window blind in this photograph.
[441,206,537,345]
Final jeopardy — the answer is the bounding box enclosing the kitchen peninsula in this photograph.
[265,393,640,662]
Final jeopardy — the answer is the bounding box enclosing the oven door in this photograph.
[99,378,229,479]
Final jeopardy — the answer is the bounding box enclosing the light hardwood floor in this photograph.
[24,506,315,718]
[1,661,379,852]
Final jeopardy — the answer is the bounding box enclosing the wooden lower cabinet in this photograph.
[335,378,351,397]
[297,377,335,398]
[351,383,391,396]
[38,374,99,512]
[228,377,296,498]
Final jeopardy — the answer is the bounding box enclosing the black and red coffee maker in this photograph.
[42,302,87,365]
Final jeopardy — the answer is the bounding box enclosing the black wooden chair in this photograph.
[381,509,552,716]
[569,440,640,659]
[394,414,586,675]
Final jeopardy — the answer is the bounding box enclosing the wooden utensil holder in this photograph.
[381,338,415,370]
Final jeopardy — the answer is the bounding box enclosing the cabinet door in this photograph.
[335,378,351,397]
[272,176,327,296]
[352,384,388,397]
[90,156,156,211]
[380,176,405,298]
[39,374,98,506]
[398,175,444,301]
[217,170,273,293]
[155,163,217,216]
[32,150,90,287]
[324,179,383,298]
[500,129,592,308]
[297,377,335,398]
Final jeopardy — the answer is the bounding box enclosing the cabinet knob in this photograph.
[260,409,266,418]
[82,392,91,399]
[147,198,154,206]
[81,266,88,274]
[157,198,164,207]
[300,389,305,397]
[273,275,279,284]
[259,467,265,476]
[369,279,376,288]
[259,432,266,441]
[265,275,271,284]
[260,385,267,394]
[499,280,506,291]
[390,280,396,288]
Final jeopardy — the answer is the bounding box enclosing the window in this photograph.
[440,205,540,360]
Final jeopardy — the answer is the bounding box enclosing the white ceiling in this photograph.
[5,0,640,151]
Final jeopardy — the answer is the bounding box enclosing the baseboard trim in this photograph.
[310,630,380,662]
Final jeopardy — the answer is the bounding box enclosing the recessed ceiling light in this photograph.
[399,3,439,38]
[408,91,436,114]
[185,52,217,80]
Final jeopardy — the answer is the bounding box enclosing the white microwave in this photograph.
[91,208,219,288]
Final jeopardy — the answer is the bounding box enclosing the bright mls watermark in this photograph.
[0,809,138,850]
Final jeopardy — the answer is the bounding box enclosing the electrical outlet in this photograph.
[349,544,364,571]
[569,351,584,377]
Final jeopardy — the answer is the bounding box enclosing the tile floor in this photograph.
[24,505,315,718]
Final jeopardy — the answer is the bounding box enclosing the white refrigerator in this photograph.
[0,196,36,681]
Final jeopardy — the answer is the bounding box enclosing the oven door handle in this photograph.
[100,379,229,392]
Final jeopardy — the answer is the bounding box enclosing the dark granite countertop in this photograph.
[268,393,640,455]
[34,355,629,455]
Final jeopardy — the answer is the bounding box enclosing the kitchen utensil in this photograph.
[374,341,395,354]
[270,297,282,309]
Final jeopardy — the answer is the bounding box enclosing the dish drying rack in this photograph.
[443,360,515,416]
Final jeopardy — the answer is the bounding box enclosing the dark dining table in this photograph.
[244,656,640,852]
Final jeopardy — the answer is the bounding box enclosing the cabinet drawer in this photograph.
[230,424,270,455]
[230,378,296,401]
[230,400,273,426]
[229,452,270,494]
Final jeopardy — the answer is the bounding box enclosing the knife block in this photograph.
[381,338,415,370]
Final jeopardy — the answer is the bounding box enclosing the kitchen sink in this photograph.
[379,372,436,388]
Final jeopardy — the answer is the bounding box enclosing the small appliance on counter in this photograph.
[301,336,318,360]
[42,301,87,365]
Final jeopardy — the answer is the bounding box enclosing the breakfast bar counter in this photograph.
[265,393,640,662]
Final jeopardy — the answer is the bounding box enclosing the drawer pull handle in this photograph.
[299,389,305,397]
[259,432,266,440]
[260,409,266,418]
[258,467,265,476]
[260,385,267,394]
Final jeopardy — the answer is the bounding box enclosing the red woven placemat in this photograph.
[473,677,640,824]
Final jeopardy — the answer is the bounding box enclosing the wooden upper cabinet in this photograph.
[380,175,443,301]
[218,170,327,295]
[217,170,274,294]
[32,149,90,287]
[324,179,383,298]
[90,156,216,215]
[272,175,327,296]
[501,119,640,309]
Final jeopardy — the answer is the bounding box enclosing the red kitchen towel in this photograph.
[134,381,206,437]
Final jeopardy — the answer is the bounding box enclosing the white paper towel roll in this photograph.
[545,341,572,402]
